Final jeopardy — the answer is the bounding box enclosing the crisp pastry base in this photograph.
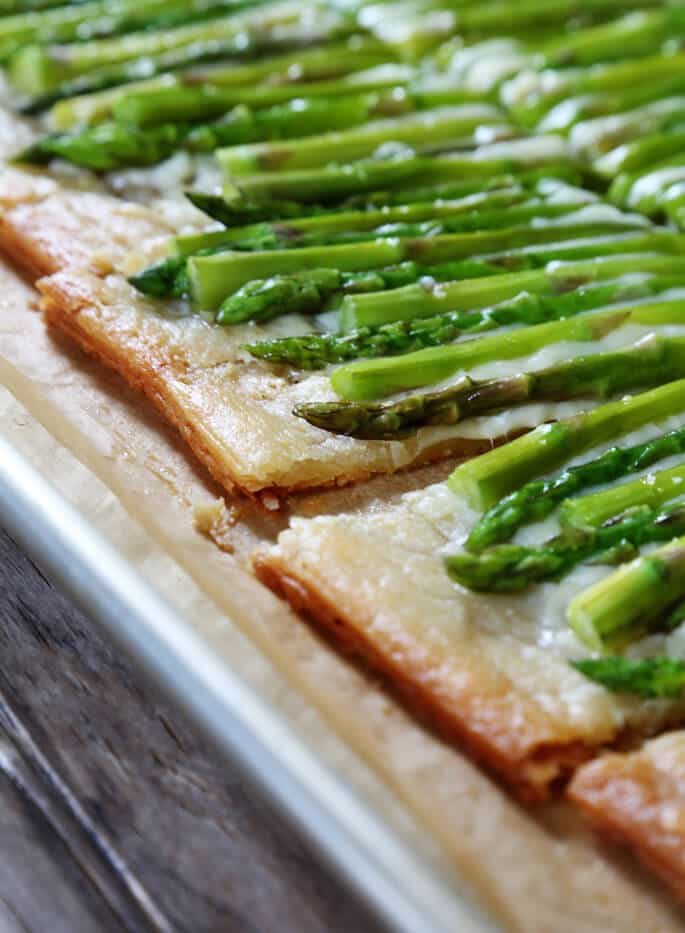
[570,732,685,901]
[1,175,569,497]
[254,487,685,801]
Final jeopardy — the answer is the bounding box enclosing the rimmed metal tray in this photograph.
[0,435,497,933]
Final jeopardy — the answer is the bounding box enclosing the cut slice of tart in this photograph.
[2,175,635,497]
[254,474,685,799]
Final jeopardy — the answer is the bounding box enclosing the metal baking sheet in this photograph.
[0,434,497,933]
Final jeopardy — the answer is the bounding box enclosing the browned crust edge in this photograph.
[0,194,542,498]
[569,753,685,902]
[253,553,596,802]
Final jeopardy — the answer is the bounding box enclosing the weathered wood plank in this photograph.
[0,528,386,933]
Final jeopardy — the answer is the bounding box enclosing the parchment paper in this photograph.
[1,258,684,932]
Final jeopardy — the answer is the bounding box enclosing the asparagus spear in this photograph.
[445,502,685,594]
[194,237,685,320]
[186,165,581,228]
[188,217,648,310]
[211,259,504,322]
[111,68,420,128]
[129,255,191,299]
[610,156,685,217]
[179,201,597,255]
[20,89,440,169]
[568,535,685,650]
[296,334,685,439]
[229,139,570,204]
[178,186,528,253]
[15,121,188,171]
[0,0,221,61]
[561,462,685,530]
[468,423,685,551]
[337,241,679,331]
[21,35,395,116]
[217,104,506,175]
[504,50,685,128]
[245,277,685,368]
[184,190,321,227]
[571,657,685,698]
[449,380,685,511]
[594,130,685,180]
[331,300,685,401]
[570,98,685,168]
[9,0,347,94]
[132,254,507,304]
[540,8,684,68]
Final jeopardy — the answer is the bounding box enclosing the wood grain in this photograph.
[0,528,386,933]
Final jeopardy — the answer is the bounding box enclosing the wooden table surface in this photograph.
[0,527,387,933]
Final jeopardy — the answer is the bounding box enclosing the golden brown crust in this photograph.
[254,552,595,801]
[41,269,516,497]
[569,738,685,901]
[0,187,169,278]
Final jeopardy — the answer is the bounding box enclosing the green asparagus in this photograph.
[449,380,685,511]
[9,0,349,94]
[246,282,685,369]
[561,462,685,530]
[445,501,685,593]
[202,243,685,322]
[468,424,685,551]
[212,259,505,322]
[20,35,395,116]
[571,657,685,698]
[296,334,685,440]
[331,300,685,401]
[188,218,650,310]
[568,535,685,650]
[228,142,571,204]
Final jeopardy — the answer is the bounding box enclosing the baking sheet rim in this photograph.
[0,433,497,933]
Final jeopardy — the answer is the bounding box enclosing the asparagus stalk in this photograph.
[132,254,506,304]
[177,186,527,253]
[337,243,677,331]
[217,104,506,175]
[571,657,685,698]
[187,217,648,310]
[129,255,191,299]
[239,282,634,365]
[20,35,394,116]
[610,156,685,217]
[185,166,581,229]
[199,239,685,320]
[21,89,443,169]
[9,0,346,94]
[594,130,685,180]
[505,51,685,128]
[15,121,188,171]
[445,502,685,594]
[178,201,596,255]
[111,68,419,128]
[182,36,395,86]
[296,334,685,439]
[468,423,685,551]
[212,259,504,322]
[448,380,685,511]
[331,300,685,401]
[228,140,570,204]
[0,0,219,61]
[184,190,321,227]
[244,277,685,368]
[561,462,685,530]
[540,8,683,69]
[568,535,685,650]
